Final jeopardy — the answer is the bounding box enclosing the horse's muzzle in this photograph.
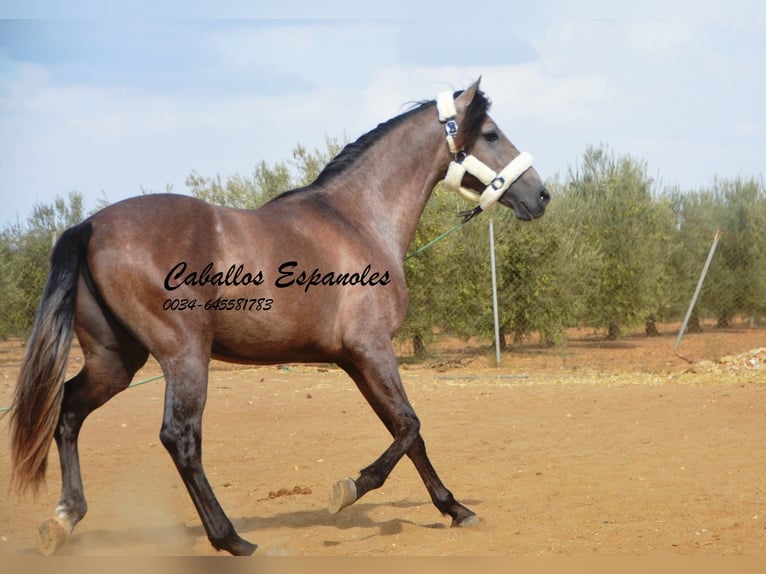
[503,183,549,221]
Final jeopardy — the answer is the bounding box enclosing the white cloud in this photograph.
[211,22,398,90]
[735,121,763,137]
[626,19,696,55]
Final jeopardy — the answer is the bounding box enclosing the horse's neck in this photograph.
[327,115,448,260]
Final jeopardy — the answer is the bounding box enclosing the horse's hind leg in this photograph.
[158,354,256,556]
[37,288,149,555]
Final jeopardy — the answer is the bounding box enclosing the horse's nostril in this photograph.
[539,187,550,207]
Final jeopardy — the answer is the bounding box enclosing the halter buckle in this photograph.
[445,119,458,138]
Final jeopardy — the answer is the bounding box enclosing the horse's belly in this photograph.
[209,298,341,364]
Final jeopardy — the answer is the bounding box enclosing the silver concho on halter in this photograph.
[436,90,534,212]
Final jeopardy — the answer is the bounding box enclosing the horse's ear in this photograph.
[455,77,482,112]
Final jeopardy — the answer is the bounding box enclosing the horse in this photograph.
[9,79,549,555]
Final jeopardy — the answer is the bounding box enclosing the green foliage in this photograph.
[662,186,721,326]
[401,185,568,352]
[399,186,468,354]
[662,177,766,329]
[556,145,675,338]
[700,178,766,326]
[187,137,345,208]
[494,202,572,347]
[0,192,86,337]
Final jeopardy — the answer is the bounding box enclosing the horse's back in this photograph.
[90,193,218,230]
[76,192,401,364]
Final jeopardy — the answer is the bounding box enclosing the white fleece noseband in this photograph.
[437,91,534,211]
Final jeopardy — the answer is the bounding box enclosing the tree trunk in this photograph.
[498,325,508,352]
[607,322,620,340]
[687,312,702,333]
[716,312,732,329]
[412,334,427,357]
[645,316,659,337]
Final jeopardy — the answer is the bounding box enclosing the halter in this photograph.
[436,91,534,212]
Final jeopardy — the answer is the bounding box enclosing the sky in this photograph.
[1,1,764,225]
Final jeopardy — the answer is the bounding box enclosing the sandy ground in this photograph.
[0,325,764,556]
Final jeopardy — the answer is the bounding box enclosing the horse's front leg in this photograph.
[331,340,476,526]
[405,434,478,526]
[329,357,420,509]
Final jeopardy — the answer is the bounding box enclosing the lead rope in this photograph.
[403,218,471,262]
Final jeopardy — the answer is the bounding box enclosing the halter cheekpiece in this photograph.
[436,90,534,212]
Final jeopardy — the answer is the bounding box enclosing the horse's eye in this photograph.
[483,131,499,142]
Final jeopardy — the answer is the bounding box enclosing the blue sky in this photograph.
[1,1,764,224]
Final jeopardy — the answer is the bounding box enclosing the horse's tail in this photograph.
[9,222,92,495]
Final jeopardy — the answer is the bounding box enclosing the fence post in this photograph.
[489,218,501,367]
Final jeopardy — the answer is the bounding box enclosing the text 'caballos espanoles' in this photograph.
[163,260,391,293]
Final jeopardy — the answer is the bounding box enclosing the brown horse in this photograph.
[9,79,549,555]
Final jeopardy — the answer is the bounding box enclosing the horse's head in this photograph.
[439,79,549,221]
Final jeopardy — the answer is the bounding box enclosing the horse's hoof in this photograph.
[36,516,70,556]
[328,478,357,514]
[452,513,480,528]
[227,538,258,556]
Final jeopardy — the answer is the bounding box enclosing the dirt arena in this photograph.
[1,325,764,556]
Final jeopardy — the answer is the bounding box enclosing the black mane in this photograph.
[278,88,491,196]
[312,100,435,187]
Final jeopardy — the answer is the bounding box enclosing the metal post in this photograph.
[674,228,722,360]
[488,218,501,367]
